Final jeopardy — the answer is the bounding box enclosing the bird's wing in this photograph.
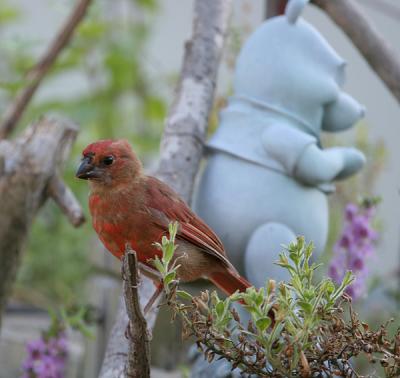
[145,176,233,269]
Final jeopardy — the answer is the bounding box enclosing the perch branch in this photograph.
[0,0,93,139]
[99,0,232,376]
[47,173,85,227]
[122,246,150,378]
[312,0,400,104]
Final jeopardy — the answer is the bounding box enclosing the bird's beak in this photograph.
[76,157,100,180]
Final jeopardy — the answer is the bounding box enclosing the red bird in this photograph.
[76,139,251,311]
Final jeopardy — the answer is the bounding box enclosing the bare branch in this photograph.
[312,0,400,104]
[0,0,93,139]
[99,0,232,376]
[47,173,85,227]
[123,246,150,378]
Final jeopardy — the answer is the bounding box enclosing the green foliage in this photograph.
[59,306,95,339]
[154,224,400,377]
[45,306,95,339]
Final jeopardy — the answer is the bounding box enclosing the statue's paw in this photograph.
[335,147,366,180]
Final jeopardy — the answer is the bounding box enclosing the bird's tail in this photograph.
[209,269,251,296]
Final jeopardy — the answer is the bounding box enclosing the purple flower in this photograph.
[26,339,47,359]
[350,256,364,271]
[34,356,61,378]
[329,201,378,301]
[21,326,68,378]
[345,203,358,221]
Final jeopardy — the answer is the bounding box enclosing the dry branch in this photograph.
[0,0,93,139]
[0,116,83,326]
[99,0,232,376]
[122,247,150,378]
[312,0,400,104]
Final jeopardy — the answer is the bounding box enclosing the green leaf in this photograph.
[163,242,175,264]
[215,301,225,318]
[168,221,179,241]
[176,290,192,301]
[152,257,165,274]
[256,317,271,332]
[298,300,313,314]
[324,280,335,295]
[164,271,176,287]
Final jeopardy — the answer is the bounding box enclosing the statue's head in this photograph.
[233,0,365,137]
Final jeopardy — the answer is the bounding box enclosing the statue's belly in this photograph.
[193,152,328,269]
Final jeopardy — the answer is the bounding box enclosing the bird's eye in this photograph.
[102,156,114,166]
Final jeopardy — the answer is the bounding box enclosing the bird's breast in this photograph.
[89,192,163,263]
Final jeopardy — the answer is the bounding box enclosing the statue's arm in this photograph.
[294,144,366,185]
[262,124,365,186]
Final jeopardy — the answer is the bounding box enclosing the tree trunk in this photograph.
[98,0,232,376]
[0,116,84,327]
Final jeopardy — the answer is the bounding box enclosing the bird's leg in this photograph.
[138,262,162,281]
[143,282,163,315]
[135,263,164,314]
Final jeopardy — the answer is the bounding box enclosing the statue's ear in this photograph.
[285,0,309,24]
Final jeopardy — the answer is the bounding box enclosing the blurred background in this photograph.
[0,0,398,377]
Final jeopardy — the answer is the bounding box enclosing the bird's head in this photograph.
[76,139,142,186]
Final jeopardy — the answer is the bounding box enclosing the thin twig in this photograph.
[0,0,93,139]
[122,245,150,378]
[311,0,400,104]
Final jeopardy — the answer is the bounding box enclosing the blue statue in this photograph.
[193,0,365,286]
[191,0,365,375]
